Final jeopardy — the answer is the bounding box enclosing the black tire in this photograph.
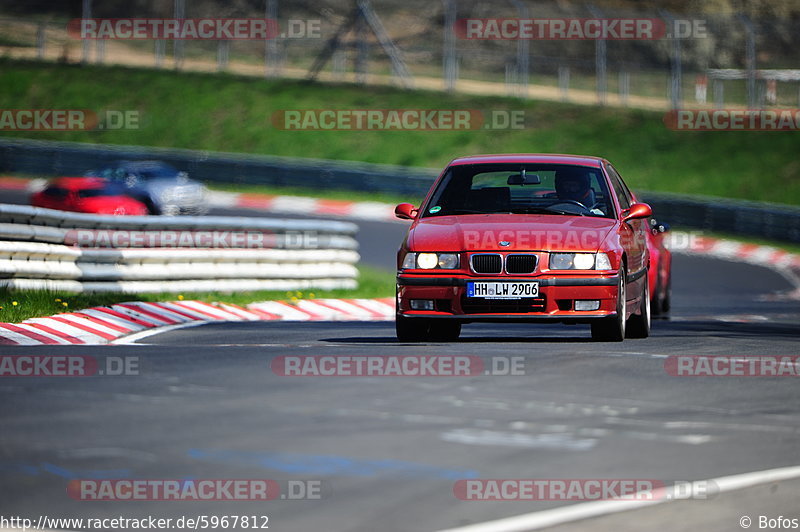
[651,275,662,317]
[396,316,461,342]
[429,321,461,342]
[626,276,651,339]
[591,271,626,342]
[661,275,672,314]
[396,315,429,342]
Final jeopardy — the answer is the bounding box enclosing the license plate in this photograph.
[467,281,539,299]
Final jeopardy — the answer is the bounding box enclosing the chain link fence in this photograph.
[2,1,799,110]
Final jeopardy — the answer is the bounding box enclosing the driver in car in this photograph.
[554,168,605,215]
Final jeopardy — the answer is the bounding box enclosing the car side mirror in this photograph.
[622,202,653,223]
[395,203,417,220]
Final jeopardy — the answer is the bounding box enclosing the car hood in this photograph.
[143,178,205,193]
[407,214,618,252]
[141,179,208,207]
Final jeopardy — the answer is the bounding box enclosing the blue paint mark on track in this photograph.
[188,449,478,480]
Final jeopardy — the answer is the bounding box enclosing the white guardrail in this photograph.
[0,204,360,293]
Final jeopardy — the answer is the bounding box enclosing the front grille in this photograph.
[461,296,547,314]
[506,254,538,274]
[471,254,502,274]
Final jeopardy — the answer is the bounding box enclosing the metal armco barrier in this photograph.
[1,138,798,243]
[0,203,360,293]
[640,192,800,244]
[0,137,436,198]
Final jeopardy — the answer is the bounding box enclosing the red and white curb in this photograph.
[0,298,394,346]
[667,231,800,270]
[0,176,43,190]
[666,231,800,298]
[207,190,398,221]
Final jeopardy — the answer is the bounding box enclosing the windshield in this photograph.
[422,163,615,218]
[91,163,180,180]
[128,163,180,179]
[77,182,131,198]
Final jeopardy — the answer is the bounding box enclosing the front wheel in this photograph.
[396,315,429,342]
[591,272,626,342]
[429,320,461,342]
[396,316,461,342]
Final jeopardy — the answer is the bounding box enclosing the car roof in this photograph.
[447,154,606,168]
[112,160,178,171]
[114,160,170,167]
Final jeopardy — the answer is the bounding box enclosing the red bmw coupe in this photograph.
[31,177,149,215]
[395,154,654,342]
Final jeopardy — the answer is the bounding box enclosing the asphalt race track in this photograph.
[1,193,799,532]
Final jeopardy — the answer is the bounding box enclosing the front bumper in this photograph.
[397,273,619,322]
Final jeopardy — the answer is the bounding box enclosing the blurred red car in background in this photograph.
[646,217,672,316]
[30,177,149,215]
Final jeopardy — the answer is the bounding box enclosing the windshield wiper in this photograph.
[510,207,585,216]
[445,209,499,215]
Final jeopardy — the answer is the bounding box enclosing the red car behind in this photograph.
[646,216,672,315]
[395,154,656,342]
[31,177,148,216]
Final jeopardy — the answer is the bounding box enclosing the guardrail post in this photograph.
[442,0,457,92]
[588,5,607,106]
[265,0,280,78]
[619,71,630,106]
[558,66,569,102]
[81,0,92,64]
[217,40,230,71]
[509,0,529,98]
[36,23,45,59]
[173,0,185,70]
[155,40,165,67]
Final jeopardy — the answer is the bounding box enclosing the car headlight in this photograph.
[402,252,459,269]
[417,253,439,269]
[549,252,612,270]
[595,252,612,270]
